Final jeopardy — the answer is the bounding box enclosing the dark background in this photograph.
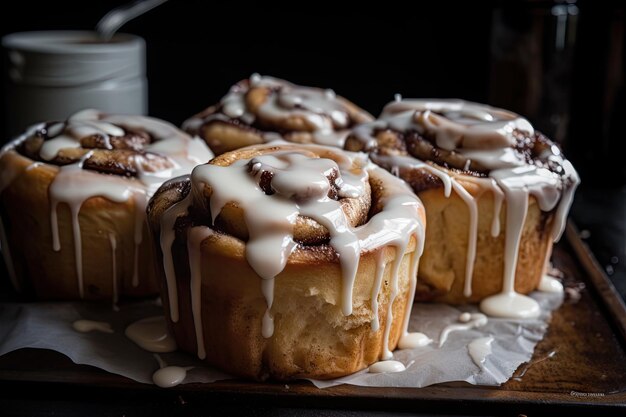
[1,1,624,180]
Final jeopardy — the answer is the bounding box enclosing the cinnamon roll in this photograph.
[147,143,425,380]
[183,74,373,155]
[345,99,579,318]
[0,109,213,301]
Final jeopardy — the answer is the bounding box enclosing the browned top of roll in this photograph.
[11,109,198,177]
[182,75,373,153]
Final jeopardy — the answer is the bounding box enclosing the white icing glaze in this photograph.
[398,332,432,349]
[368,360,406,373]
[131,193,147,288]
[399,233,426,346]
[538,275,564,293]
[108,233,119,311]
[468,336,494,369]
[187,226,213,359]
[0,110,213,300]
[125,316,177,353]
[370,249,386,332]
[159,144,424,355]
[183,74,369,148]
[153,366,190,388]
[159,192,191,323]
[353,99,579,318]
[479,293,540,319]
[439,313,488,347]
[370,154,479,297]
[49,156,143,298]
[72,319,113,333]
[151,354,192,388]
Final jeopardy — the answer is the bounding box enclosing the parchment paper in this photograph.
[0,291,562,388]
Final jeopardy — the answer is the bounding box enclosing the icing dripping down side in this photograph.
[159,144,425,359]
[187,226,213,359]
[0,110,214,302]
[108,233,119,311]
[352,99,580,318]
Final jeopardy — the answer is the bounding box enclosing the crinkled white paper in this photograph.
[0,291,562,388]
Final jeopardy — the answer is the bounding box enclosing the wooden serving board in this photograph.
[0,223,625,415]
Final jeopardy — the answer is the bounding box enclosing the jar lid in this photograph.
[2,31,145,87]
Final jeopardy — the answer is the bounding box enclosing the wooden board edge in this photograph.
[566,221,626,345]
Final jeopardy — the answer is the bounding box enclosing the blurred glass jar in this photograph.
[489,0,579,143]
[3,31,147,137]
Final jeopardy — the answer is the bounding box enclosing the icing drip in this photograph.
[159,193,192,323]
[439,313,488,347]
[381,241,407,360]
[399,232,427,348]
[369,360,406,373]
[370,250,386,332]
[187,226,213,359]
[261,278,275,339]
[184,74,369,148]
[108,233,119,311]
[152,354,192,388]
[352,99,579,317]
[371,154,479,297]
[468,336,494,369]
[191,151,367,333]
[538,275,564,293]
[125,316,177,353]
[72,319,113,333]
[160,144,424,352]
[49,157,141,298]
[153,366,190,388]
[0,109,213,300]
[132,194,147,288]
[398,332,431,349]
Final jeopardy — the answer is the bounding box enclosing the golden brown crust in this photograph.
[413,177,553,303]
[0,149,159,299]
[185,77,374,156]
[18,123,174,176]
[347,128,555,304]
[164,232,414,380]
[149,144,422,380]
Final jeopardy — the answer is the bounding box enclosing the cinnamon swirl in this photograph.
[183,74,373,155]
[147,143,425,380]
[0,109,213,301]
[345,99,579,318]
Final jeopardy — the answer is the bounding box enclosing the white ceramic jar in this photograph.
[3,31,147,136]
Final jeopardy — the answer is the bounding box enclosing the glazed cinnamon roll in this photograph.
[183,74,373,155]
[0,109,213,301]
[147,143,426,380]
[345,99,579,318]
